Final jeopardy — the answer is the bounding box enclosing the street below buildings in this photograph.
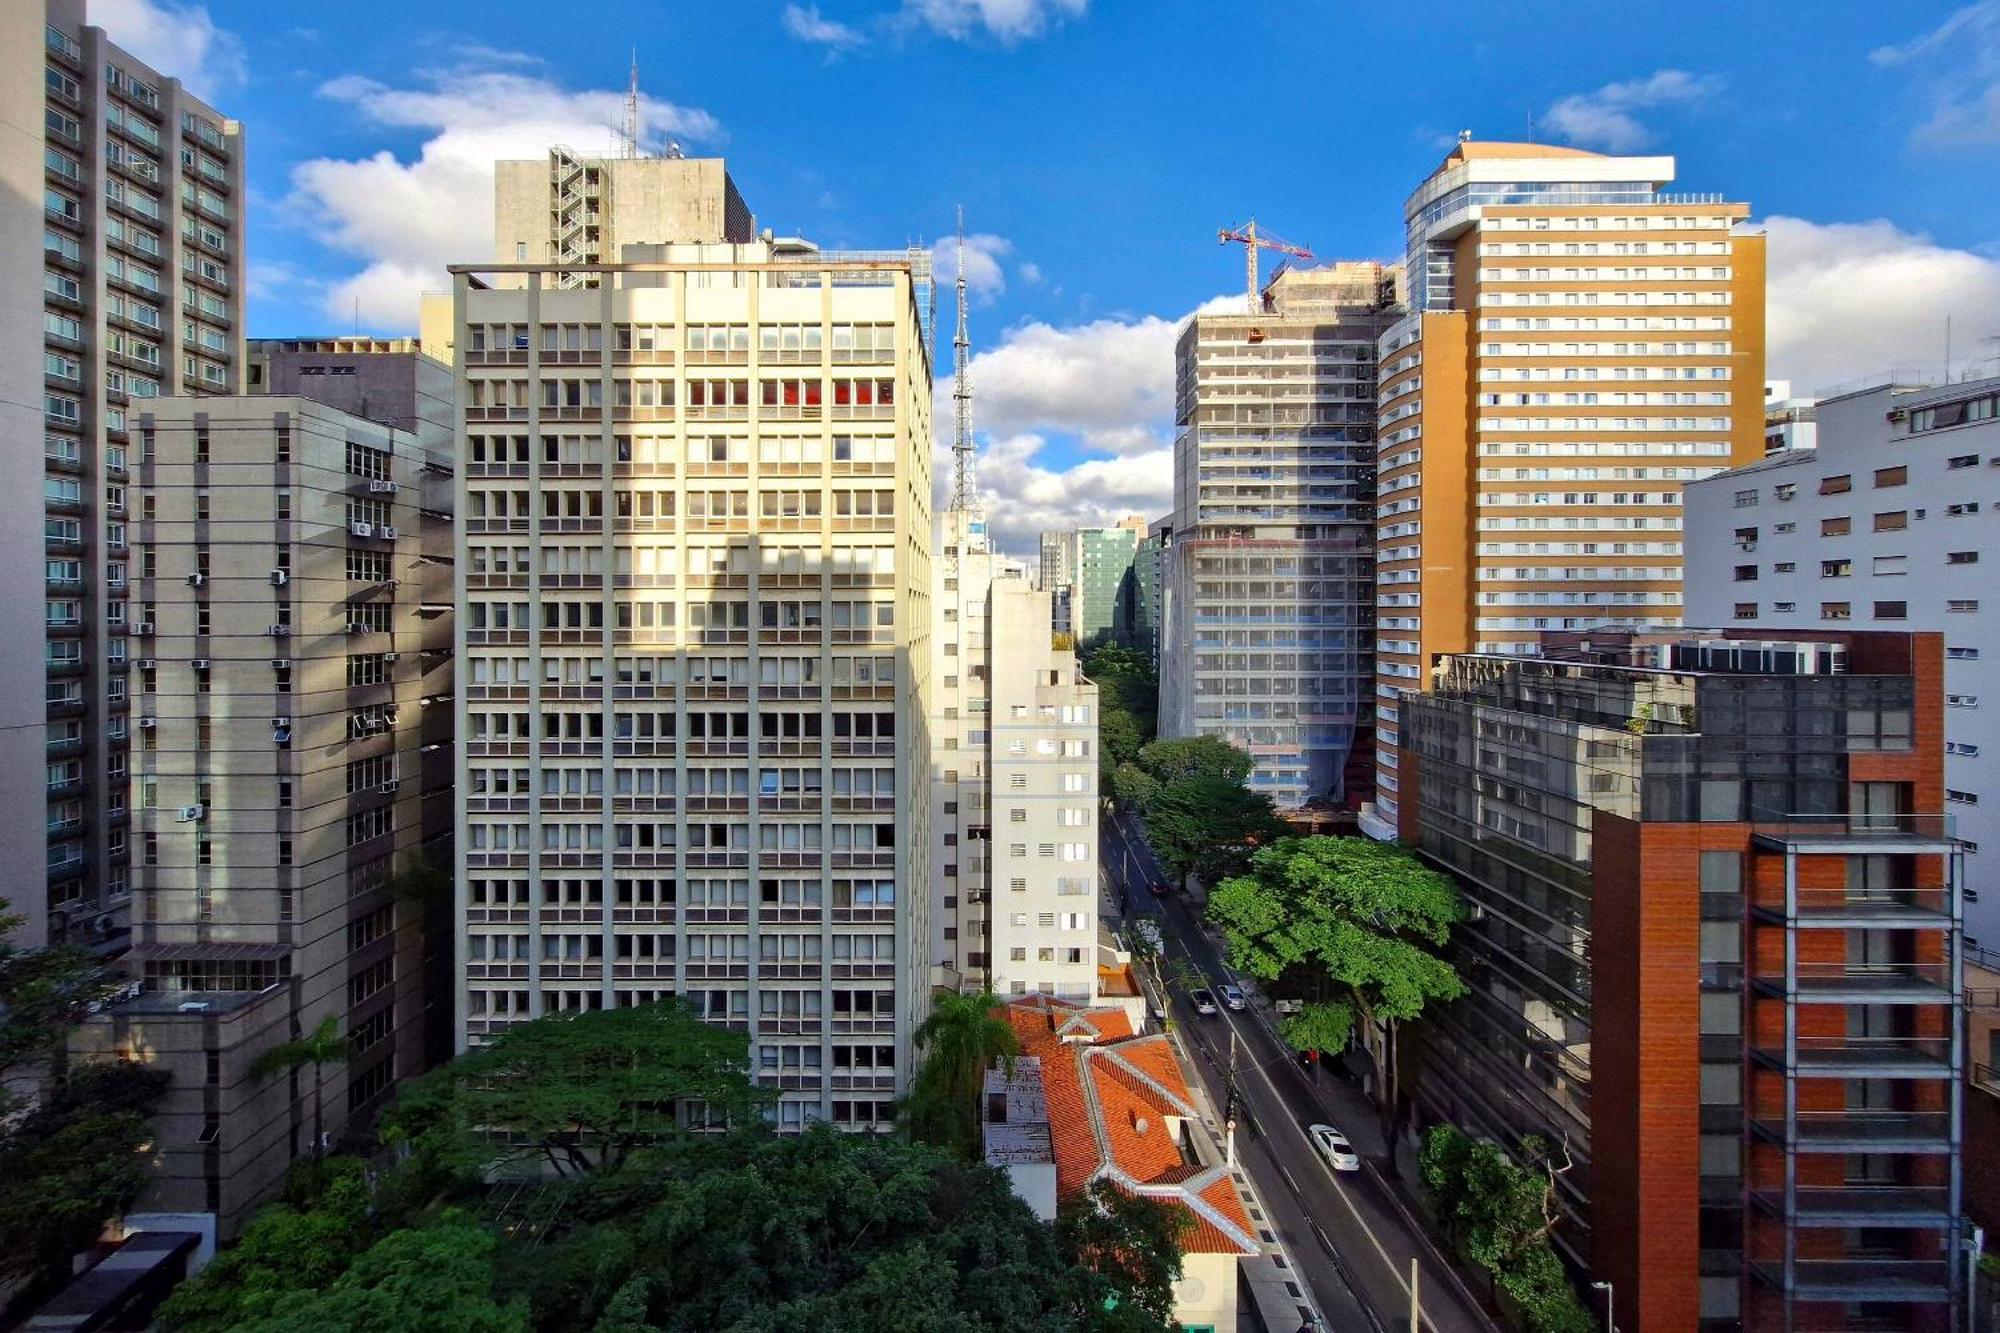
[1102,810,1497,1333]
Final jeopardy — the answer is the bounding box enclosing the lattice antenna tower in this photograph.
[621,50,640,158]
[949,205,978,515]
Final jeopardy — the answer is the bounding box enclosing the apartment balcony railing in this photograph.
[1749,1036,1953,1078]
[1750,888,1952,929]
[1747,1260,1951,1304]
[1750,1185,1955,1227]
[1751,962,1956,1005]
[1750,810,1958,853]
[1748,1110,1952,1153]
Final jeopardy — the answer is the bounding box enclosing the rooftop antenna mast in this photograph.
[621,49,640,158]
[949,204,978,516]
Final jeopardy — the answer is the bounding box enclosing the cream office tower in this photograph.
[1363,142,1765,839]
[448,229,934,1132]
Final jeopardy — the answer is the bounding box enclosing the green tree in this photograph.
[1206,837,1465,1128]
[1144,773,1288,885]
[237,1217,527,1333]
[1099,708,1143,769]
[0,899,168,1305]
[1133,735,1253,787]
[252,1014,348,1158]
[386,999,764,1178]
[1110,762,1160,814]
[1054,1180,1189,1331]
[1082,643,1151,682]
[1418,1126,1591,1333]
[1276,1001,1355,1056]
[903,990,1019,1159]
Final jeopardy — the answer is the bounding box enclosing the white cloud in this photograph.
[950,434,1172,555]
[89,0,245,99]
[1871,2,2000,147]
[285,68,718,330]
[932,232,1012,303]
[899,0,1087,44]
[1542,69,1723,152]
[783,4,867,51]
[1018,261,1044,285]
[1763,215,2000,393]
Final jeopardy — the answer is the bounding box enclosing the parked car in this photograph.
[1219,983,1245,1011]
[1308,1123,1360,1172]
[1189,988,1218,1016]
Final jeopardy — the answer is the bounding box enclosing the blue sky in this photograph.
[107,0,2000,550]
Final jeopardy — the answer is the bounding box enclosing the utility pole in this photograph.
[1408,1256,1420,1333]
[1224,1028,1240,1167]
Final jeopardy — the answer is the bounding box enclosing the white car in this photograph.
[1219,983,1245,1011]
[1189,988,1218,1016]
[1309,1123,1360,1172]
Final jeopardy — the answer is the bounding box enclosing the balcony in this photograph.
[1750,1185,1955,1227]
[1751,963,1956,1005]
[1751,810,1958,855]
[1747,1260,1951,1304]
[1750,1037,1953,1079]
[1750,888,1952,929]
[1748,1111,1952,1153]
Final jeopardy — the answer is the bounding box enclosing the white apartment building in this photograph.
[447,237,934,1133]
[79,393,452,1234]
[10,0,246,947]
[931,510,1097,999]
[986,581,1099,1002]
[1686,374,2000,944]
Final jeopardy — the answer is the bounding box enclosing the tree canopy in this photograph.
[0,899,168,1309]
[1132,735,1253,788]
[383,998,765,1177]
[1144,773,1289,885]
[1206,836,1466,1048]
[1418,1126,1592,1333]
[165,1000,1184,1333]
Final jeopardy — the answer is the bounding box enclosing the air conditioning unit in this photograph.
[382,651,399,663]
[345,621,366,635]
[191,659,209,671]
[268,624,290,637]
[378,525,398,540]
[379,780,400,795]
[368,480,398,494]
[270,569,289,586]
[134,622,155,635]
[137,716,156,729]
[268,658,287,669]
[175,804,202,822]
[350,520,374,538]
[271,716,291,728]
[186,572,205,587]
[135,659,155,670]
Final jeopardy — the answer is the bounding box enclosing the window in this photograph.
[1873,465,1907,488]
[1820,602,1851,621]
[1949,599,1979,613]
[1948,646,1981,660]
[1732,488,1758,508]
[1949,454,1980,469]
[1818,474,1851,495]
[1948,790,1979,806]
[1949,502,1981,516]
[1732,565,1757,582]
[1820,516,1850,536]
[1732,602,1757,620]
[1820,559,1851,578]
[1873,601,1907,620]
[1949,551,1980,565]
[1872,511,1906,532]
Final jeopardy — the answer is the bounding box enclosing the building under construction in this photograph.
[1158,261,1402,810]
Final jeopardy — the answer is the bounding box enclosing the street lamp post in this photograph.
[1590,1280,1615,1333]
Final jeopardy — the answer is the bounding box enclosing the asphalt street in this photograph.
[1102,811,1497,1333]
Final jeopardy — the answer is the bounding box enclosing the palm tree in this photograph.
[904,990,1018,1158]
[252,1014,347,1157]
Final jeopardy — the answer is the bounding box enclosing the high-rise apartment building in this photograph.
[1069,523,1141,651]
[492,152,754,286]
[1160,262,1397,810]
[10,0,245,948]
[1685,374,2000,948]
[1402,629,1963,1333]
[1131,516,1171,670]
[449,235,934,1133]
[75,389,454,1236]
[1362,141,1766,841]
[932,507,1004,986]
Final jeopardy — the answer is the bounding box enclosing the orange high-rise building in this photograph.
[1361,141,1766,840]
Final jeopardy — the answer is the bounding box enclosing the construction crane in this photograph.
[1218,220,1314,314]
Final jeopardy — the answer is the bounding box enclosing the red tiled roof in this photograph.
[996,997,1257,1256]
